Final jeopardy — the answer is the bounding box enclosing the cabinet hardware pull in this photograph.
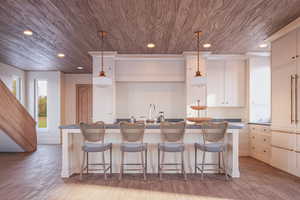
[291,75,295,124]
[296,74,298,123]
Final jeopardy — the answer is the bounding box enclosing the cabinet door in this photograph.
[224,60,245,107]
[272,30,297,68]
[272,62,297,130]
[271,147,296,175]
[207,60,225,106]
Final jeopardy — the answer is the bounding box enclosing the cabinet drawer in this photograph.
[271,146,296,174]
[296,134,300,152]
[259,134,271,146]
[271,131,296,150]
[296,152,300,177]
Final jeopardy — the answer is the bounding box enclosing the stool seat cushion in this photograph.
[195,142,226,152]
[82,143,112,152]
[159,143,185,152]
[120,143,147,152]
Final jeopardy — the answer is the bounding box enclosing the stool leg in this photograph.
[158,148,161,178]
[181,151,187,180]
[141,151,146,180]
[218,152,221,174]
[80,151,86,180]
[119,151,124,180]
[110,145,112,175]
[160,151,165,180]
[86,152,89,175]
[201,151,206,180]
[221,151,228,180]
[194,146,197,174]
[145,146,148,175]
[102,151,107,180]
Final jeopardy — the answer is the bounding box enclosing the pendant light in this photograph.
[191,31,207,86]
[93,31,112,87]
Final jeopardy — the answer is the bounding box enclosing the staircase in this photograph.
[0,79,37,152]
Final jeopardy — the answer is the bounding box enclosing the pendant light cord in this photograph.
[197,32,200,72]
[101,32,104,72]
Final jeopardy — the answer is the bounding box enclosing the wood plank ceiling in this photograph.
[0,0,300,73]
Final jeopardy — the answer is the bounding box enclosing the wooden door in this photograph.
[206,60,225,107]
[76,84,92,124]
[224,60,246,107]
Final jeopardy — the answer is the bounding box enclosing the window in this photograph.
[35,80,48,129]
[12,76,21,101]
[249,57,271,123]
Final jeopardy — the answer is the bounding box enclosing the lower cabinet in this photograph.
[270,146,297,175]
[249,125,271,164]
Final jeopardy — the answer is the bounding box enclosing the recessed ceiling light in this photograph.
[57,53,65,58]
[203,43,211,48]
[147,43,155,48]
[259,43,268,48]
[77,66,84,70]
[23,30,33,36]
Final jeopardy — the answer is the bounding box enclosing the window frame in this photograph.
[35,79,48,130]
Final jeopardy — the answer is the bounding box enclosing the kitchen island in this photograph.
[60,123,244,178]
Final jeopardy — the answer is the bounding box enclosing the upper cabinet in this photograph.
[272,30,297,68]
[206,59,246,107]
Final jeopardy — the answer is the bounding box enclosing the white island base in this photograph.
[61,127,240,178]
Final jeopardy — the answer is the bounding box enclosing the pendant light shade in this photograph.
[191,31,206,86]
[93,31,112,87]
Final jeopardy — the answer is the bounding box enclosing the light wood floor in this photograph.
[0,145,300,200]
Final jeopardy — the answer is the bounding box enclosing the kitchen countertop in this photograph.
[248,122,271,126]
[59,122,245,130]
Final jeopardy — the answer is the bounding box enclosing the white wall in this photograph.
[116,82,186,119]
[0,130,24,152]
[26,71,62,144]
[0,62,26,105]
[63,74,92,124]
[115,58,184,82]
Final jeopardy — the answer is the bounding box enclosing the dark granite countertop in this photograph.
[248,122,271,126]
[59,123,245,130]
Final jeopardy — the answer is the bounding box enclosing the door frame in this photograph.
[76,84,93,124]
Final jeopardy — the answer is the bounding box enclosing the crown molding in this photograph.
[88,51,117,57]
[115,54,184,61]
[265,17,300,42]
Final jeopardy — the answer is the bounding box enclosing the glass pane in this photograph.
[37,80,47,128]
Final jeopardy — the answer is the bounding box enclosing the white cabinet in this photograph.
[272,62,297,130]
[271,28,300,132]
[271,147,297,174]
[207,59,245,107]
[271,26,300,177]
[271,30,297,69]
[249,125,271,164]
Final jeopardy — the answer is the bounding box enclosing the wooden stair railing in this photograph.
[0,79,37,152]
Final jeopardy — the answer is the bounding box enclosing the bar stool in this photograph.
[194,122,229,180]
[119,122,147,180]
[79,121,112,180]
[158,121,186,180]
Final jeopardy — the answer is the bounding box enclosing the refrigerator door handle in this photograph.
[291,75,295,124]
[295,74,298,124]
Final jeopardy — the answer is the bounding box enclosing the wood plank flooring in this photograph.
[0,145,300,200]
